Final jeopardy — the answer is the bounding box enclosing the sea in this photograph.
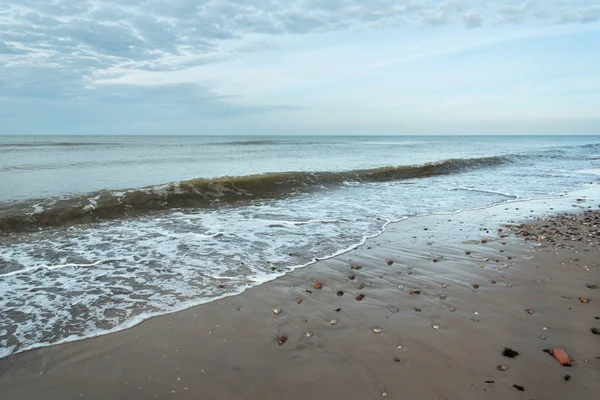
[1,135,599,359]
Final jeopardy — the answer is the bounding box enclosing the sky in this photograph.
[1,0,599,135]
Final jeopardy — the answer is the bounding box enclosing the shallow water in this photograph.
[1,135,599,358]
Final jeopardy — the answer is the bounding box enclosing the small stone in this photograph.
[398,285,405,290]
[277,335,288,346]
[441,284,447,288]
[433,258,439,263]
[314,282,323,289]
[491,280,497,284]
[525,308,534,314]
[591,327,600,335]
[396,345,403,350]
[580,297,590,304]
[586,283,597,289]
[449,307,456,312]
[473,312,479,315]
[336,291,344,296]
[356,294,365,301]
[330,319,338,326]
[352,265,362,270]
[497,365,508,371]
[414,308,422,312]
[388,307,399,313]
[305,332,313,338]
[296,298,303,304]
[373,328,383,333]
[348,275,356,280]
[465,251,471,255]
[439,294,447,300]
[357,283,365,289]
[387,260,394,265]
[273,308,282,315]
[409,290,421,295]
[540,335,547,340]
[393,357,401,363]
[382,392,388,397]
[432,324,440,330]
[472,284,479,289]
[543,327,548,331]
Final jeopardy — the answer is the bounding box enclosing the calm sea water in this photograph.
[1,135,599,358]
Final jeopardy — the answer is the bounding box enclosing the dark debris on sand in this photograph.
[503,348,519,358]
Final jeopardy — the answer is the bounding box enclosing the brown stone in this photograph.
[277,335,288,346]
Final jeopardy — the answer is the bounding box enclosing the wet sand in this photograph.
[1,190,599,399]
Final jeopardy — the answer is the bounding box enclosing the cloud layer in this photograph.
[1,0,599,134]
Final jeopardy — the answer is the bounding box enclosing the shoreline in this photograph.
[1,186,599,399]
[0,188,588,359]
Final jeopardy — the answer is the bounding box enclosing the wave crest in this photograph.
[0,156,509,233]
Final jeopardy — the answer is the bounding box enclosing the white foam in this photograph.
[0,260,110,277]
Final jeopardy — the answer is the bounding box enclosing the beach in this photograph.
[1,187,598,399]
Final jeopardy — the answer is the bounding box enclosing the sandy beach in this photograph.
[1,188,599,400]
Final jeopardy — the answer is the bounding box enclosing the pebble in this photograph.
[591,327,600,335]
[414,308,422,312]
[540,335,547,340]
[449,307,456,312]
[273,308,282,315]
[305,332,313,338]
[497,365,508,371]
[587,283,597,290]
[296,298,303,304]
[472,284,479,289]
[387,260,394,265]
[432,324,440,330]
[441,284,447,288]
[330,319,338,326]
[580,297,590,304]
[393,357,401,363]
[439,294,447,300]
[357,283,365,289]
[382,392,388,397]
[313,282,323,289]
[388,307,399,313]
[336,291,344,296]
[525,308,534,314]
[543,327,548,331]
[397,345,403,350]
[373,328,383,334]
[398,285,405,290]
[277,336,288,346]
[356,294,365,301]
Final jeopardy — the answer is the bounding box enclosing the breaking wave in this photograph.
[0,156,510,233]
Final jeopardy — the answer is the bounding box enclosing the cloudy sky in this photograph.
[1,0,599,135]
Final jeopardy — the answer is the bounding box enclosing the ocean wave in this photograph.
[0,156,511,233]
